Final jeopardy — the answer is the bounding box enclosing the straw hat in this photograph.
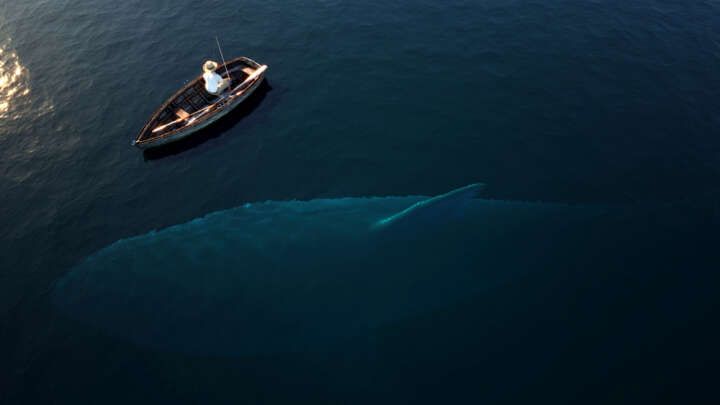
[203,60,218,73]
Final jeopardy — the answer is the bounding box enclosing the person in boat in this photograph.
[202,60,230,95]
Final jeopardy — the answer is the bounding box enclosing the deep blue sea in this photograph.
[2,0,720,403]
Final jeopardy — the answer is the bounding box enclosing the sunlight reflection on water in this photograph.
[0,40,31,119]
[0,39,53,128]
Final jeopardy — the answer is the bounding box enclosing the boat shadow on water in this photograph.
[142,80,272,161]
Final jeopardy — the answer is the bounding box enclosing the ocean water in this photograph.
[1,0,720,403]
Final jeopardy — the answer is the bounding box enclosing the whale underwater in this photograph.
[52,183,711,357]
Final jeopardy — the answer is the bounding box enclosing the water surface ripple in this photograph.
[1,0,719,403]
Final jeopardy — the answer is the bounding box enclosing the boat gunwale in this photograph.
[134,56,264,147]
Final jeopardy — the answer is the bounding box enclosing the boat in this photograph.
[133,56,268,149]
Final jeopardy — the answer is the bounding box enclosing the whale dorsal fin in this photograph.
[372,183,485,231]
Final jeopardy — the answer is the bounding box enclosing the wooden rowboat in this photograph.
[133,56,268,149]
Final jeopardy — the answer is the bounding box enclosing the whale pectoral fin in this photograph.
[372,183,485,231]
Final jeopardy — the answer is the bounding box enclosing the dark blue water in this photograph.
[2,0,720,403]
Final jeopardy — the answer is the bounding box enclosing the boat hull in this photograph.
[133,57,267,149]
[133,76,264,149]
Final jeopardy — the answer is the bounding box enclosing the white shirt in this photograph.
[203,71,227,95]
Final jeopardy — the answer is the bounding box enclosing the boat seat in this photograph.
[175,108,190,120]
[242,67,255,75]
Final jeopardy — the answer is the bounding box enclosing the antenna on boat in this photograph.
[215,36,232,82]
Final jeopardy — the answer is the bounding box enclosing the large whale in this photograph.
[53,183,611,356]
